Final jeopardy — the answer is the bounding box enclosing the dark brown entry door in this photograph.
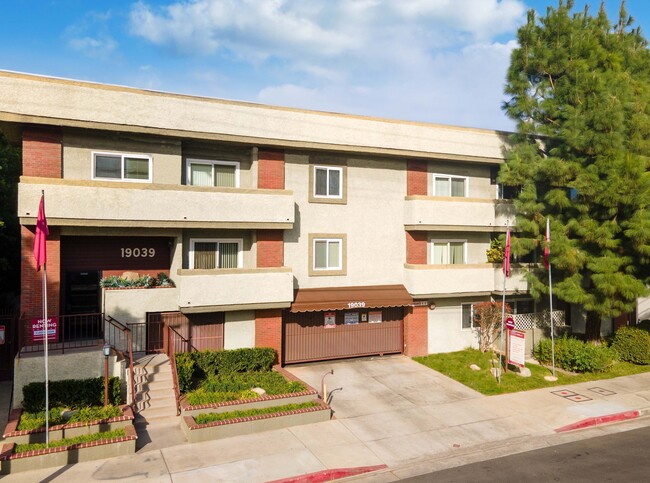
[283,307,404,364]
[146,311,225,354]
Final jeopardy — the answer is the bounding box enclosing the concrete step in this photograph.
[137,405,178,420]
[136,386,176,400]
[135,380,174,391]
[134,366,172,376]
[136,397,177,412]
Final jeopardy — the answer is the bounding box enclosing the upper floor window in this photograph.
[433,174,467,197]
[190,238,243,269]
[93,152,152,182]
[187,159,239,188]
[308,233,346,276]
[431,240,466,264]
[313,166,342,199]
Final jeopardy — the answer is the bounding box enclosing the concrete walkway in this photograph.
[3,355,650,482]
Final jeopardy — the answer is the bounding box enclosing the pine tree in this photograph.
[501,0,650,339]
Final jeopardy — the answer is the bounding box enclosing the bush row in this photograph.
[194,402,319,425]
[610,326,650,365]
[175,348,276,393]
[534,335,616,373]
[17,405,122,431]
[22,377,122,413]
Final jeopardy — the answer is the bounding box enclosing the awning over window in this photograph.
[290,284,413,313]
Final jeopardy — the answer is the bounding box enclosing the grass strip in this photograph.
[17,405,122,431]
[414,348,650,396]
[194,402,320,425]
[14,428,126,453]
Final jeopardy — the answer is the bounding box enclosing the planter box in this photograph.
[180,366,320,417]
[181,402,331,443]
[0,425,136,475]
[3,405,134,445]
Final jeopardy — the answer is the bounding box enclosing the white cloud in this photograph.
[128,0,526,129]
[64,10,118,59]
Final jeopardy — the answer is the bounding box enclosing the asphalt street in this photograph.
[402,422,650,482]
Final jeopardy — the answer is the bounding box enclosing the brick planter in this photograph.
[3,405,135,445]
[0,425,137,474]
[181,401,331,443]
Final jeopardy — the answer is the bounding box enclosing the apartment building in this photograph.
[0,70,535,365]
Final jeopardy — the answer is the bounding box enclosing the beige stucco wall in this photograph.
[63,131,182,184]
[103,287,180,325]
[13,351,123,408]
[223,310,255,349]
[638,296,650,322]
[284,153,406,289]
[427,298,489,353]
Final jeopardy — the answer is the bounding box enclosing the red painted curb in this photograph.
[554,410,640,433]
[266,464,388,483]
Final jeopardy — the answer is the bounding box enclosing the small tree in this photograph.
[473,301,512,352]
[486,237,505,263]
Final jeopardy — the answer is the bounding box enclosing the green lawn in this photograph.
[414,348,650,396]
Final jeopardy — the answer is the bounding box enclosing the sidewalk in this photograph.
[2,356,650,482]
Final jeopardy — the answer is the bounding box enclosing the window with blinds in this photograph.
[191,239,242,269]
[431,240,466,265]
[433,174,467,197]
[187,160,239,187]
[313,238,342,270]
[93,152,152,182]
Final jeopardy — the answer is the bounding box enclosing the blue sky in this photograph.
[2,1,649,131]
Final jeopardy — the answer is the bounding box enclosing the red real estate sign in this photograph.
[31,317,59,343]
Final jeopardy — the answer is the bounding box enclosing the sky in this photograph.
[2,0,650,132]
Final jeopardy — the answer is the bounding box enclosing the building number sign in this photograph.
[121,247,156,258]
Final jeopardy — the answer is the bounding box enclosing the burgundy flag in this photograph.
[503,228,511,277]
[543,218,550,270]
[34,194,49,271]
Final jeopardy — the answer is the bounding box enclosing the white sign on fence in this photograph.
[508,329,526,367]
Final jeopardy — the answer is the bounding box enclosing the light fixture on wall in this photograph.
[103,343,111,407]
[429,302,436,310]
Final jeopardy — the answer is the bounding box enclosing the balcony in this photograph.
[404,196,515,231]
[177,267,294,313]
[18,177,295,229]
[404,264,528,297]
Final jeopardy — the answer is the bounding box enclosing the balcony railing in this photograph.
[404,196,515,230]
[19,177,295,229]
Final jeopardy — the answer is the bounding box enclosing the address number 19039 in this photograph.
[121,247,156,258]
[348,301,366,309]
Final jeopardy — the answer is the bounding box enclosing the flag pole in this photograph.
[43,261,49,446]
[546,218,556,377]
[499,223,510,384]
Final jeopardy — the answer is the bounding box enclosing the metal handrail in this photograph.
[105,315,136,409]
[18,312,104,356]
[166,325,183,416]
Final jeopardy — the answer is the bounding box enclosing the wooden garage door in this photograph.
[283,307,403,364]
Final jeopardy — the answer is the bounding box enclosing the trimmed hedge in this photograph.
[194,402,319,425]
[15,428,126,453]
[534,335,616,373]
[22,377,122,413]
[611,326,650,365]
[17,405,122,431]
[175,348,276,394]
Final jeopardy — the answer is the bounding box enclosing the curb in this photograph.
[554,410,641,432]
[266,464,388,483]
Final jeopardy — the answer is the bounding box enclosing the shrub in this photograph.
[14,428,126,454]
[22,377,122,413]
[611,326,650,365]
[17,405,122,431]
[175,352,197,393]
[534,335,616,373]
[194,402,319,425]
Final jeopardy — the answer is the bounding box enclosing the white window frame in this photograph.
[189,238,243,269]
[461,303,478,330]
[313,165,343,199]
[432,174,468,197]
[92,151,152,183]
[312,237,343,271]
[186,159,241,188]
[430,239,467,265]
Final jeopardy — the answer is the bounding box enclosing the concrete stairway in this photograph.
[133,353,186,451]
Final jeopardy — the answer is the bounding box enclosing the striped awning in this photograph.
[290,284,413,313]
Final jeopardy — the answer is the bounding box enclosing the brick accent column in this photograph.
[406,231,427,264]
[22,128,62,178]
[407,160,428,196]
[403,305,428,356]
[20,226,61,320]
[255,309,283,363]
[258,149,285,189]
[257,230,284,268]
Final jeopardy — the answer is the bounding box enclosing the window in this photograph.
[309,234,346,276]
[187,159,239,187]
[93,152,152,182]
[461,303,478,329]
[433,174,467,197]
[430,240,466,264]
[313,238,342,270]
[190,239,243,269]
[313,166,342,198]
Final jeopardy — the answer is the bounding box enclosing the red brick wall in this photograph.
[20,226,61,320]
[22,128,62,178]
[258,149,285,189]
[255,309,283,363]
[406,231,427,264]
[404,305,428,356]
[257,230,284,268]
[407,160,428,196]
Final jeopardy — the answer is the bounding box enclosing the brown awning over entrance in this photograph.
[290,284,413,313]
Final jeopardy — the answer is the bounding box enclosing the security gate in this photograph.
[146,311,224,353]
[283,307,404,364]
